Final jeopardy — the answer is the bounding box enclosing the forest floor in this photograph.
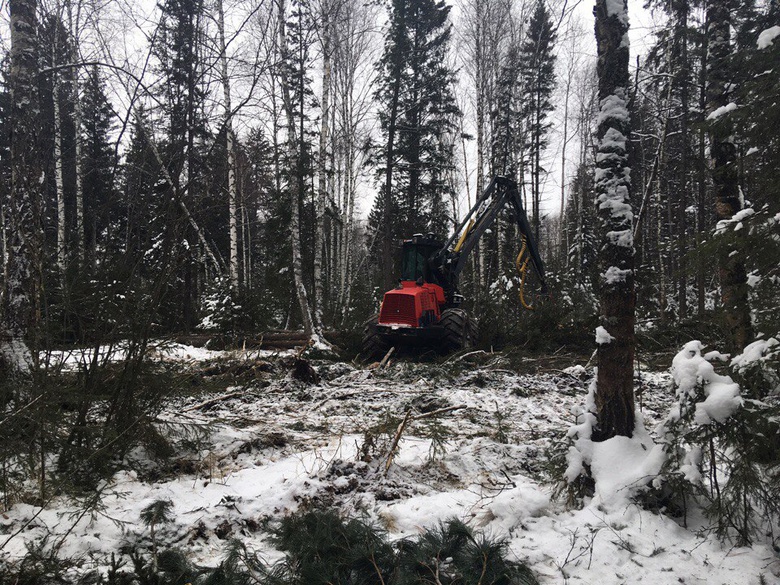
[1,343,778,584]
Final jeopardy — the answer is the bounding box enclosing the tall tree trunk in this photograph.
[705,0,752,352]
[51,10,67,283]
[277,0,316,338]
[676,0,689,321]
[314,8,333,329]
[217,0,239,291]
[697,43,708,316]
[66,0,84,267]
[593,0,635,440]
[561,69,572,267]
[54,70,67,283]
[382,53,402,291]
[3,0,41,374]
[474,6,486,291]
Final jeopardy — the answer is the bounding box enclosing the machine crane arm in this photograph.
[433,176,548,296]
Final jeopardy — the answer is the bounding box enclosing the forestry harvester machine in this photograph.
[362,176,548,358]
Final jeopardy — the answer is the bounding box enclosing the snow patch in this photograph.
[731,337,779,372]
[707,102,737,120]
[605,0,628,26]
[603,265,632,283]
[671,341,742,424]
[595,326,615,345]
[715,207,755,234]
[757,25,780,50]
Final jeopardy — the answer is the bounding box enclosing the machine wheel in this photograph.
[361,314,390,360]
[440,309,477,352]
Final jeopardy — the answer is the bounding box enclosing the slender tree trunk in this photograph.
[217,0,239,291]
[593,0,635,440]
[277,0,316,337]
[561,71,572,266]
[54,71,67,283]
[66,0,84,267]
[705,0,752,351]
[475,8,486,291]
[314,12,333,329]
[697,27,708,315]
[676,0,689,320]
[382,61,402,291]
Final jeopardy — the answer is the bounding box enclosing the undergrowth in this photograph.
[1,509,539,585]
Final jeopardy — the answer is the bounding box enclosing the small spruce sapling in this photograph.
[140,499,175,572]
[658,341,780,544]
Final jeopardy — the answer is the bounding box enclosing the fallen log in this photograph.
[171,331,337,351]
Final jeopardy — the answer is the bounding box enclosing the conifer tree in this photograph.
[153,0,210,331]
[519,0,556,244]
[706,0,752,352]
[122,109,162,260]
[80,65,116,261]
[2,0,42,375]
[593,0,635,439]
[371,0,460,286]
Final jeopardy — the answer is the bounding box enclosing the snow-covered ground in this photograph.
[2,346,778,583]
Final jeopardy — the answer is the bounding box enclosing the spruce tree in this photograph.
[519,0,556,244]
[491,43,521,181]
[80,65,116,260]
[153,0,210,331]
[370,0,460,286]
[122,109,162,261]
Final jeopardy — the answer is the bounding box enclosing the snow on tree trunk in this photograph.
[705,0,752,352]
[593,0,635,440]
[3,0,40,374]
[217,0,239,291]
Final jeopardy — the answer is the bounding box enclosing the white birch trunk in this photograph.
[313,13,332,329]
[54,71,67,282]
[217,0,239,291]
[73,78,84,266]
[67,0,84,266]
[277,0,318,340]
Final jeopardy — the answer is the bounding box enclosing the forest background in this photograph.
[0,0,777,350]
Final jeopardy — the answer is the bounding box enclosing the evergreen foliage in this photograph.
[0,509,539,584]
[369,0,461,279]
[80,65,117,260]
[655,342,780,545]
[519,0,556,243]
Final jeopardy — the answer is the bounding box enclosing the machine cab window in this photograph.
[400,234,441,283]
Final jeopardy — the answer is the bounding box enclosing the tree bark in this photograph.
[67,0,85,268]
[314,1,334,329]
[277,0,316,338]
[3,0,41,374]
[705,0,752,352]
[53,68,67,283]
[593,0,635,440]
[217,0,240,292]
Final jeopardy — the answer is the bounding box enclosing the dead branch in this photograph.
[410,405,466,421]
[184,390,247,412]
[384,410,412,476]
[379,346,395,369]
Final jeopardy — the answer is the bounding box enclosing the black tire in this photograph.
[440,308,477,352]
[362,314,390,360]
